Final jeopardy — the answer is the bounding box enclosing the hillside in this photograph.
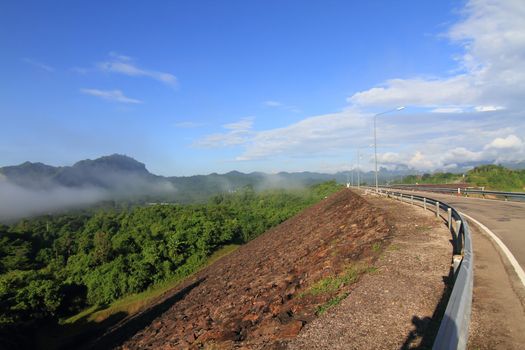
[90,189,391,349]
[393,165,525,192]
[0,182,341,349]
[0,183,453,349]
[86,189,451,349]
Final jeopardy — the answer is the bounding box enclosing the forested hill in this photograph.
[0,181,341,349]
[393,165,525,192]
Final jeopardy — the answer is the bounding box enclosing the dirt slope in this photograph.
[288,191,452,349]
[90,190,390,349]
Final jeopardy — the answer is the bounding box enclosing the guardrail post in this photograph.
[455,220,463,254]
[436,202,440,218]
[452,255,463,273]
[410,195,414,205]
[455,220,462,233]
[400,193,403,201]
[423,197,427,210]
[447,208,452,230]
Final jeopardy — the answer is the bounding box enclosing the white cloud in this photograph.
[348,0,525,111]
[408,151,438,169]
[89,52,177,86]
[378,152,402,163]
[23,58,55,72]
[174,121,206,128]
[194,117,255,148]
[223,117,254,131]
[431,107,464,113]
[191,0,525,172]
[264,100,282,107]
[475,105,505,112]
[263,100,301,113]
[377,133,525,171]
[80,88,142,104]
[227,108,525,169]
[349,76,477,107]
[484,134,523,150]
[442,147,484,164]
[236,109,368,160]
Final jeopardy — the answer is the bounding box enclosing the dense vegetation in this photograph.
[0,182,340,335]
[394,165,525,191]
[466,165,525,191]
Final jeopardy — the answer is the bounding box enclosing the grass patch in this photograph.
[316,292,349,315]
[371,242,382,253]
[60,305,99,325]
[367,266,378,274]
[300,264,375,297]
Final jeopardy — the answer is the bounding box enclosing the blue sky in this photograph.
[1,0,524,176]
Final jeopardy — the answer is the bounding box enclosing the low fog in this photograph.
[253,174,311,191]
[0,175,177,222]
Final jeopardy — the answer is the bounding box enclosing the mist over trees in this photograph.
[0,154,415,222]
[0,154,177,221]
[0,181,341,347]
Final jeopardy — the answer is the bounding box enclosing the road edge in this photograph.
[459,211,525,288]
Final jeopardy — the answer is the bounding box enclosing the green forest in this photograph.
[394,165,525,191]
[0,181,341,343]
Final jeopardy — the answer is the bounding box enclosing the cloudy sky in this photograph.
[1,0,524,175]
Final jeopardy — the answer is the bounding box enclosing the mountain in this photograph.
[0,153,478,221]
[0,155,177,222]
[2,154,524,222]
[0,154,157,189]
[0,154,418,201]
[0,161,62,189]
[54,154,156,188]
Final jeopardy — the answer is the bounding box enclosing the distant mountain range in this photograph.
[1,154,522,221]
[3,154,524,193]
[0,154,416,203]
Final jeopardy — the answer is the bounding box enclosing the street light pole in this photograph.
[374,113,378,192]
[357,149,360,189]
[374,106,405,192]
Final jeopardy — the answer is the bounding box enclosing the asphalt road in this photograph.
[393,190,525,271]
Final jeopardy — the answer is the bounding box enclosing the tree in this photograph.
[93,231,112,264]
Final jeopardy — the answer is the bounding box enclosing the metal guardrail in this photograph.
[382,185,525,201]
[363,187,473,350]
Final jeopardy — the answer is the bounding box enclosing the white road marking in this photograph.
[460,211,525,288]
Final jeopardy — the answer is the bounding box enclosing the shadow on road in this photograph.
[400,266,454,350]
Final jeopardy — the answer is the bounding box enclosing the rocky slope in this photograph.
[90,189,390,349]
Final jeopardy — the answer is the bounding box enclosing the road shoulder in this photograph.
[467,219,525,350]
